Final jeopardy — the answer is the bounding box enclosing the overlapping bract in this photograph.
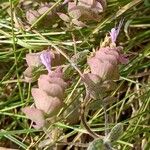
[23,50,64,82]
[23,50,51,82]
[84,23,128,100]
[87,46,127,81]
[23,67,67,129]
[58,0,107,27]
[22,50,67,129]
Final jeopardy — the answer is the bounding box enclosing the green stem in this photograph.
[9,0,23,102]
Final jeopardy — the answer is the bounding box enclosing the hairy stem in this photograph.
[81,92,103,139]
[103,104,109,136]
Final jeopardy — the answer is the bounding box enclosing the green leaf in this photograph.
[105,123,123,143]
[87,139,104,150]
[144,0,150,6]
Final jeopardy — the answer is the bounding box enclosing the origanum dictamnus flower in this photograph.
[87,46,126,80]
[84,21,128,99]
[88,21,128,81]
[23,49,65,82]
[109,19,124,44]
[23,50,52,82]
[22,67,67,129]
[58,0,106,27]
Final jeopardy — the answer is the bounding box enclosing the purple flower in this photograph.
[40,51,51,73]
[109,19,124,43]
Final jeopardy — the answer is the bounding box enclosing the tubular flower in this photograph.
[40,51,51,73]
[23,66,67,129]
[25,50,51,69]
[109,19,124,43]
[23,50,51,82]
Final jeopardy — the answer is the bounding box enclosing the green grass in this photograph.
[0,0,150,149]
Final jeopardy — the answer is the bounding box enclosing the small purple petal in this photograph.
[40,51,51,73]
[109,19,124,43]
[109,28,117,43]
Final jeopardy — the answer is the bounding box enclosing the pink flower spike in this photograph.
[109,19,124,43]
[40,51,51,73]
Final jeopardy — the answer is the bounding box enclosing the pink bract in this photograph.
[22,107,45,129]
[38,76,64,99]
[31,88,63,115]
[87,46,127,80]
